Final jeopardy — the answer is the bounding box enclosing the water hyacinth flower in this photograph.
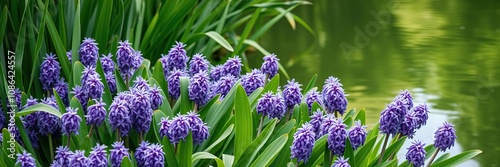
[110,141,129,167]
[108,99,132,137]
[131,89,153,134]
[100,53,115,74]
[39,53,61,91]
[321,77,348,115]
[116,40,135,79]
[132,51,144,72]
[168,115,190,144]
[105,72,117,94]
[22,97,38,130]
[223,56,243,77]
[54,146,74,167]
[133,76,150,91]
[412,104,429,129]
[168,69,184,99]
[271,94,287,119]
[69,150,90,166]
[81,66,98,87]
[209,65,224,81]
[261,53,279,79]
[434,122,457,151]
[283,79,303,109]
[290,123,316,163]
[16,150,36,167]
[400,112,417,138]
[309,109,324,138]
[189,70,210,107]
[327,119,347,156]
[67,50,72,63]
[320,114,337,136]
[53,78,69,105]
[149,85,164,110]
[71,85,89,111]
[305,89,322,112]
[186,112,210,144]
[348,121,367,150]
[159,117,170,139]
[79,38,99,67]
[61,107,82,135]
[88,144,108,167]
[331,156,350,167]
[160,54,170,78]
[394,89,413,112]
[406,141,426,167]
[189,53,209,76]
[257,92,275,116]
[135,141,150,166]
[379,102,402,136]
[241,69,265,95]
[212,75,236,98]
[86,99,107,126]
[38,97,61,135]
[166,41,189,71]
[144,144,165,167]
[84,74,105,99]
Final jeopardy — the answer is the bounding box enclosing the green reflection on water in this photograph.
[249,0,500,166]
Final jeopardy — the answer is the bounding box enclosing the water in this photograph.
[251,0,500,166]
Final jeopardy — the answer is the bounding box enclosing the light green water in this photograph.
[252,0,500,166]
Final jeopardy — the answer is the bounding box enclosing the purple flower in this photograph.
[412,104,429,129]
[149,85,164,110]
[84,74,104,100]
[400,112,417,138]
[61,107,82,135]
[406,141,426,167]
[212,75,236,99]
[257,92,275,116]
[160,54,170,78]
[79,38,99,67]
[283,79,303,109]
[54,78,69,106]
[210,65,224,81]
[261,53,279,79]
[89,144,108,167]
[168,115,190,144]
[110,141,129,167]
[271,94,287,119]
[223,56,243,77]
[69,150,90,167]
[290,123,315,163]
[109,99,131,137]
[116,40,135,79]
[135,141,150,166]
[22,97,38,130]
[16,150,36,167]
[144,144,165,167]
[39,53,61,91]
[54,146,74,167]
[71,85,88,111]
[0,109,4,130]
[241,69,265,95]
[189,53,209,76]
[67,50,72,63]
[38,97,61,135]
[321,77,347,115]
[167,69,184,99]
[86,99,107,126]
[189,70,210,106]
[132,51,144,73]
[379,102,402,136]
[105,72,117,94]
[320,114,337,136]
[348,121,367,150]
[28,130,39,149]
[166,42,189,71]
[309,109,324,138]
[9,126,23,145]
[331,156,350,167]
[14,88,22,109]
[133,76,150,91]
[327,119,347,156]
[159,117,170,139]
[100,53,115,74]
[434,122,456,151]
[81,66,98,86]
[186,112,209,144]
[131,89,153,133]
[305,89,322,112]
[394,90,413,112]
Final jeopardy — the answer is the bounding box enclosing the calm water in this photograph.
[252,0,500,166]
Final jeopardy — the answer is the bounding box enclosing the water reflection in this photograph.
[252,0,500,166]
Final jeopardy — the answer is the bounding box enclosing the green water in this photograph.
[253,0,500,166]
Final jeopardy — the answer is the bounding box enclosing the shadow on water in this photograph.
[249,0,500,166]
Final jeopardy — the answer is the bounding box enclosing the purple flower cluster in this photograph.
[38,97,61,135]
[110,141,129,167]
[211,75,236,99]
[434,122,456,151]
[394,89,413,112]
[379,102,402,136]
[54,78,69,105]
[412,104,429,129]
[406,141,426,167]
[187,112,210,144]
[105,72,117,94]
[83,72,104,99]
[149,85,164,110]
[320,114,337,136]
[332,156,350,167]
[290,123,315,163]
[348,121,367,150]
[131,89,153,133]
[309,109,324,138]
[54,146,73,167]
[86,99,107,126]
[167,69,184,99]
[160,112,210,145]
[321,76,347,115]
[135,141,150,166]
[69,150,90,166]
[133,76,150,91]
[327,119,347,156]
[283,79,303,109]
[166,42,189,71]
[256,92,287,119]
[400,112,417,138]
[189,53,209,76]
[79,38,99,67]
[144,144,165,167]
[61,107,82,135]
[305,89,322,112]
[241,69,265,95]
[223,56,243,77]
[16,150,36,167]
[189,71,210,106]
[88,144,108,167]
[210,65,224,81]
[159,117,170,139]
[116,40,141,79]
[39,53,61,91]
[261,54,279,79]
[108,98,131,137]
[67,51,72,63]
[166,115,190,144]
[22,97,38,130]
[100,53,115,74]
[71,85,88,111]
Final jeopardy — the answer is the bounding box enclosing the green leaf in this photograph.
[250,134,288,167]
[354,108,366,125]
[236,119,277,167]
[72,61,85,87]
[152,110,167,142]
[434,153,450,163]
[70,97,88,142]
[162,138,179,167]
[431,150,482,167]
[354,137,378,167]
[303,74,318,95]
[17,103,62,118]
[223,154,235,167]
[120,156,133,167]
[179,77,192,114]
[204,124,234,152]
[234,84,253,162]
[79,136,92,155]
[178,133,193,167]
[206,31,234,52]
[344,137,355,165]
[94,0,113,51]
[232,8,261,56]
[0,7,8,47]
[304,135,327,167]
[192,152,225,167]
[71,1,81,64]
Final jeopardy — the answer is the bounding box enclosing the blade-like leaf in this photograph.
[234,84,253,162]
[205,31,234,52]
[250,135,288,167]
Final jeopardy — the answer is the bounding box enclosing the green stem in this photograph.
[67,134,71,148]
[125,76,129,89]
[193,103,198,112]
[116,129,121,142]
[426,148,440,167]
[378,134,390,164]
[48,133,54,161]
[87,125,94,138]
[139,132,143,143]
[285,108,292,121]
